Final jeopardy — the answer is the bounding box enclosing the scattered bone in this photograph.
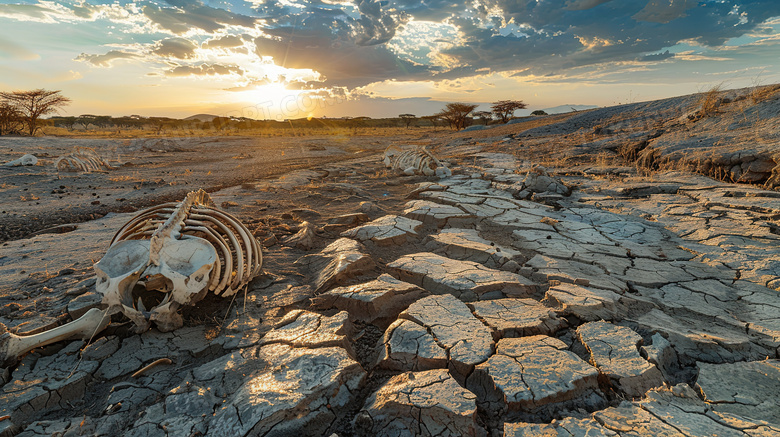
[340,214,423,246]
[470,298,566,339]
[283,220,317,250]
[388,252,536,301]
[54,147,117,172]
[131,358,173,378]
[383,145,452,177]
[3,154,37,167]
[295,237,375,293]
[354,369,486,437]
[576,321,664,397]
[312,274,426,327]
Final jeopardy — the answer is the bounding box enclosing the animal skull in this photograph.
[3,154,38,167]
[0,189,261,366]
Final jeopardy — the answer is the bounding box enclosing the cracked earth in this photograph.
[2,86,780,436]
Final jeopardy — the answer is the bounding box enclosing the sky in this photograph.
[0,0,779,119]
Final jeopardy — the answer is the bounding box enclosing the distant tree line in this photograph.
[410,99,531,131]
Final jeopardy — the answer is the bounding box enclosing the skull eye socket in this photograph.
[156,237,217,277]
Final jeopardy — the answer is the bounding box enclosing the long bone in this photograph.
[0,308,110,367]
[0,189,261,366]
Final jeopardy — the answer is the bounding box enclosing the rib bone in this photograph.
[383,145,451,178]
[0,189,262,366]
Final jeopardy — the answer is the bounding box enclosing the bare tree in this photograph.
[473,111,492,125]
[491,100,527,123]
[0,89,71,136]
[435,102,478,130]
[399,113,416,129]
[0,101,22,135]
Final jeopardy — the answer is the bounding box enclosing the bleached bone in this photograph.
[0,190,262,366]
[3,154,38,167]
[55,147,118,173]
[383,145,451,178]
[98,188,262,332]
[0,308,110,367]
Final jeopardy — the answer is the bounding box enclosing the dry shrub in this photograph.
[750,84,780,104]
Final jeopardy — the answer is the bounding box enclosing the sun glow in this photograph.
[231,83,309,120]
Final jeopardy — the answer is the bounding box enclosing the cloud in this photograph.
[165,63,245,77]
[153,38,198,59]
[203,35,245,49]
[632,0,697,24]
[76,50,137,67]
[637,50,675,62]
[142,1,256,35]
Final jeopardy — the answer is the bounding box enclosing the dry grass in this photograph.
[750,84,780,104]
[697,84,724,119]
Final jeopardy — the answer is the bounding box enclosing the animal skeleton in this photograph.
[383,145,452,178]
[0,189,261,367]
[55,147,117,172]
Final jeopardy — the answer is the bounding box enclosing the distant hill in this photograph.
[541,104,599,114]
[184,114,219,122]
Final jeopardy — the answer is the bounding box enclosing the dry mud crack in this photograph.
[1,139,780,436]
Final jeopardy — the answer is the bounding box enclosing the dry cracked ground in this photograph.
[1,85,780,436]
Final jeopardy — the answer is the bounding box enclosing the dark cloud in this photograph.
[165,63,244,77]
[75,50,137,67]
[352,0,407,45]
[253,32,427,88]
[143,1,256,35]
[153,37,198,59]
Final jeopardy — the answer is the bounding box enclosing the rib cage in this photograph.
[383,145,451,177]
[55,147,116,173]
[111,189,262,297]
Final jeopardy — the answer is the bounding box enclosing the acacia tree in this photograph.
[436,102,478,130]
[399,113,416,129]
[0,89,71,136]
[491,100,527,123]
